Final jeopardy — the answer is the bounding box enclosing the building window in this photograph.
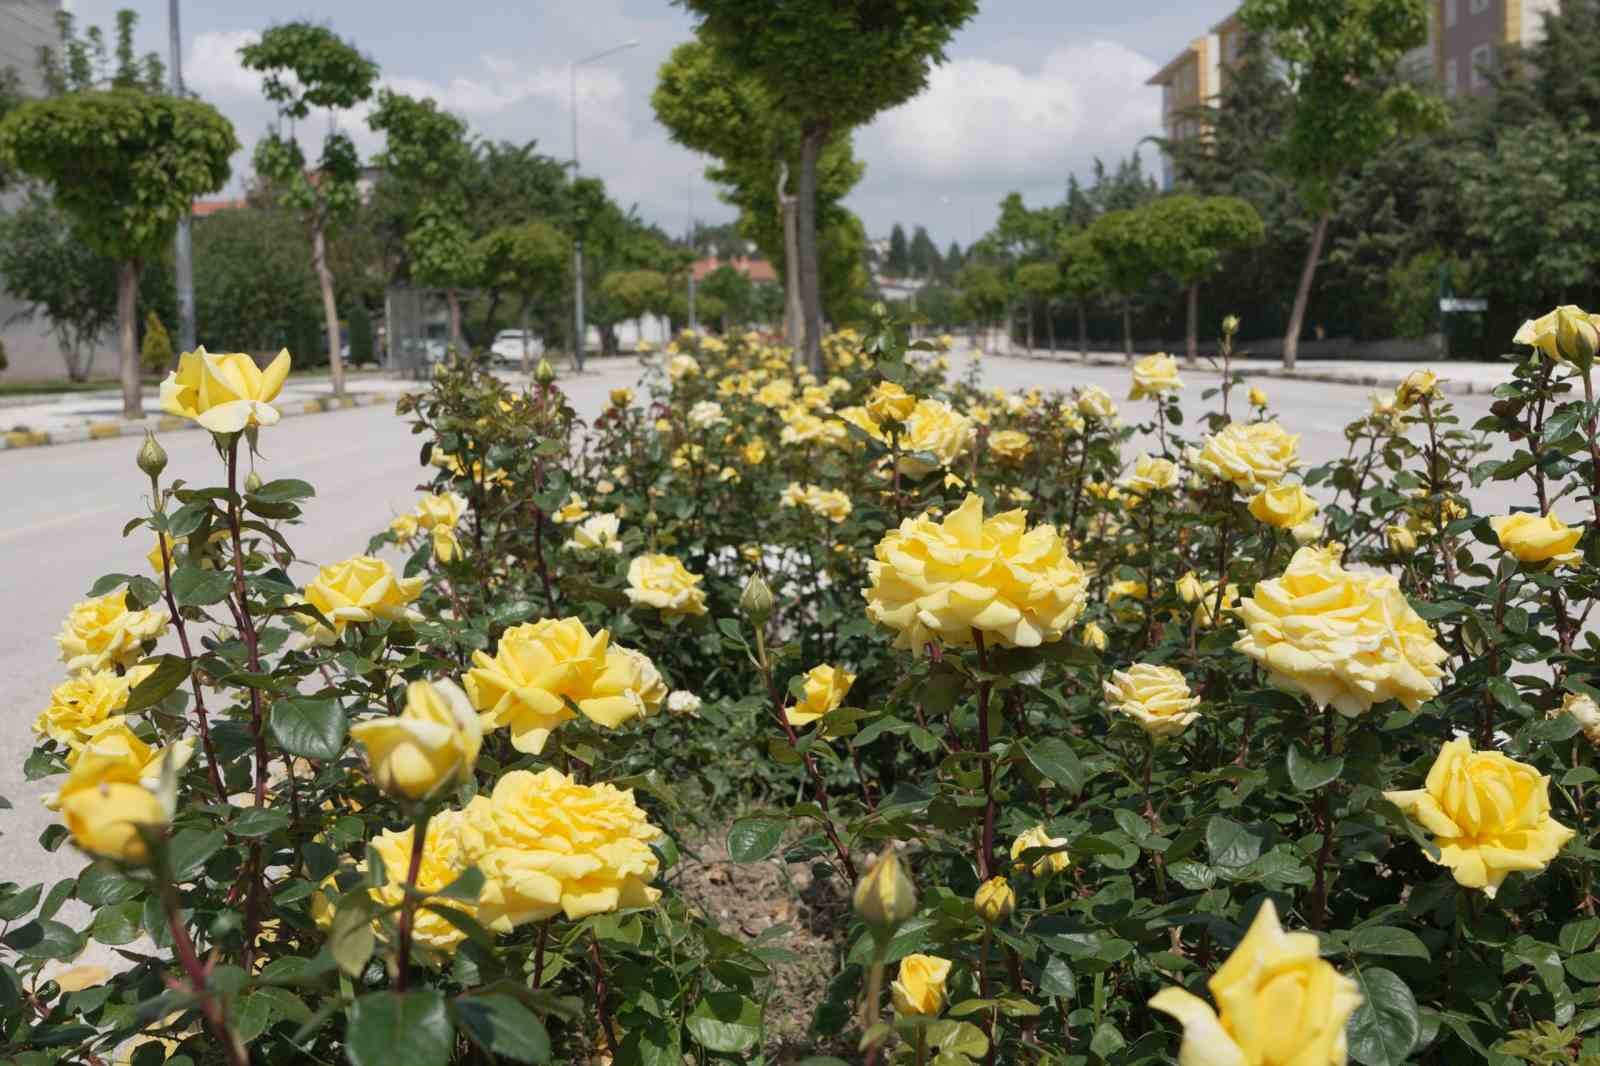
[1470,43,1492,88]
[1445,57,1458,97]
[1445,0,1457,27]
[1469,0,1489,12]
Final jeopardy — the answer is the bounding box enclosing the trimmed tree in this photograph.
[0,91,236,415]
[1143,195,1264,363]
[675,0,978,373]
[473,221,569,371]
[956,263,1007,350]
[0,190,118,381]
[140,311,173,374]
[239,22,380,396]
[1057,229,1108,361]
[1014,261,1060,353]
[1088,209,1160,360]
[1239,0,1440,368]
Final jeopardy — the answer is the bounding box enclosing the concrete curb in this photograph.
[1,389,415,452]
[1001,350,1510,397]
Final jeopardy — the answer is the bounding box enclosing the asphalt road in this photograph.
[0,353,1529,903]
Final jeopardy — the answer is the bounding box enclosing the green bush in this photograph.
[139,311,173,373]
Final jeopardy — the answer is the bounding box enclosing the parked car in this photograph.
[490,330,543,366]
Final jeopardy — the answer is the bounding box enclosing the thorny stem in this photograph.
[393,807,432,993]
[532,920,550,988]
[160,876,248,1066]
[1582,366,1600,529]
[1307,706,1339,930]
[590,933,621,1058]
[1065,432,1094,538]
[1525,362,1576,659]
[973,630,998,882]
[861,951,887,1066]
[1420,396,1458,583]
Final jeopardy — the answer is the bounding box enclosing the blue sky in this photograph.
[60,0,1240,247]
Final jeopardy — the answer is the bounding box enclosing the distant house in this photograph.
[192,198,249,219]
[692,255,777,284]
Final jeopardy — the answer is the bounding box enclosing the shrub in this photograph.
[140,311,174,374]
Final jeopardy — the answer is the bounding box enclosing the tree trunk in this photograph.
[1078,304,1088,361]
[1186,281,1199,365]
[446,289,465,355]
[1121,298,1133,361]
[520,298,533,374]
[1047,304,1056,354]
[1025,302,1034,353]
[117,259,142,419]
[777,163,804,358]
[311,221,345,396]
[795,122,829,375]
[1283,210,1330,371]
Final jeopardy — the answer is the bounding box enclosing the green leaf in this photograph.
[1349,926,1430,961]
[1565,951,1600,983]
[171,566,232,606]
[686,992,762,1054]
[3,919,85,960]
[0,883,42,921]
[270,698,348,760]
[166,828,225,882]
[90,901,142,946]
[331,892,377,978]
[1024,737,1086,794]
[1205,816,1265,869]
[453,994,552,1063]
[231,807,291,838]
[1348,967,1420,1066]
[1286,744,1344,792]
[249,478,315,503]
[123,655,190,713]
[346,990,453,1066]
[1560,918,1600,956]
[727,816,783,863]
[76,863,141,906]
[620,1020,682,1066]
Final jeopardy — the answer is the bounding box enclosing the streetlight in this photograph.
[570,38,639,371]
[169,0,195,353]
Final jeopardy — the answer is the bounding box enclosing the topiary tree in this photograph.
[0,91,237,416]
[700,264,754,332]
[347,302,374,365]
[1143,194,1265,363]
[600,270,670,342]
[674,1,978,372]
[472,220,569,371]
[1014,261,1060,353]
[240,22,380,397]
[140,310,173,374]
[1088,208,1161,360]
[1058,229,1109,360]
[956,262,1007,349]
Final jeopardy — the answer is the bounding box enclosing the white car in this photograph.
[490,330,543,365]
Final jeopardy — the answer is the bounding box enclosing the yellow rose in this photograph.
[159,347,291,433]
[988,429,1033,462]
[1105,663,1201,738]
[974,876,1015,925]
[1490,512,1583,569]
[853,848,917,933]
[1077,385,1118,420]
[866,381,917,423]
[1191,421,1300,492]
[568,513,623,554]
[1248,483,1319,530]
[359,808,483,951]
[54,742,181,864]
[1248,386,1268,407]
[465,618,662,754]
[780,483,853,525]
[1010,825,1069,876]
[1514,305,1600,365]
[350,679,482,800]
[626,553,708,618]
[688,400,725,428]
[294,556,423,645]
[470,768,662,926]
[668,353,701,380]
[390,513,419,541]
[1385,738,1575,898]
[1107,579,1149,622]
[1120,454,1179,495]
[1081,621,1108,651]
[786,664,856,727]
[755,380,796,408]
[865,494,1087,650]
[742,439,768,465]
[1128,353,1183,400]
[57,589,168,675]
[1150,899,1362,1066]
[552,493,589,524]
[1385,524,1417,553]
[891,954,952,1017]
[898,399,975,476]
[1395,369,1440,409]
[1234,544,1447,716]
[33,669,141,746]
[1557,691,1600,746]
[415,492,467,562]
[610,387,634,408]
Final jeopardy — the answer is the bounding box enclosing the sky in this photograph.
[57,0,1241,250]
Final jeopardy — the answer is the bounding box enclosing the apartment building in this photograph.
[1145,35,1220,189]
[1435,0,1558,97]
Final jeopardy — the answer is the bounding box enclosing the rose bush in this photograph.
[7,307,1600,1066]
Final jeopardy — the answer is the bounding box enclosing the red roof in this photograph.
[192,198,248,218]
[692,255,778,284]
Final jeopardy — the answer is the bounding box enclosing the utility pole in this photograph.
[687,178,697,332]
[169,0,194,354]
[570,39,639,372]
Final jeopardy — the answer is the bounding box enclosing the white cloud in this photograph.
[184,30,264,100]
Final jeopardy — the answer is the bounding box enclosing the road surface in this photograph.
[0,353,1527,902]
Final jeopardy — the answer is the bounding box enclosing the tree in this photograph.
[956,263,1007,348]
[1239,0,1440,367]
[944,241,964,277]
[676,0,979,372]
[1143,195,1265,363]
[347,303,374,365]
[0,91,236,415]
[887,223,910,276]
[240,22,380,396]
[1014,262,1059,353]
[473,220,569,370]
[1057,229,1109,360]
[189,202,321,356]
[368,91,477,353]
[0,191,117,381]
[909,225,939,278]
[1088,209,1160,359]
[599,270,669,341]
[140,310,172,373]
[699,264,754,331]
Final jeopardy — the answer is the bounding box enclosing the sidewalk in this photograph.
[1003,348,1517,396]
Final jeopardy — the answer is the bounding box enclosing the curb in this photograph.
[1,389,415,453]
[1001,350,1509,397]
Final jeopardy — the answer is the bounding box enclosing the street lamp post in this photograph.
[570,38,639,371]
[169,0,195,354]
